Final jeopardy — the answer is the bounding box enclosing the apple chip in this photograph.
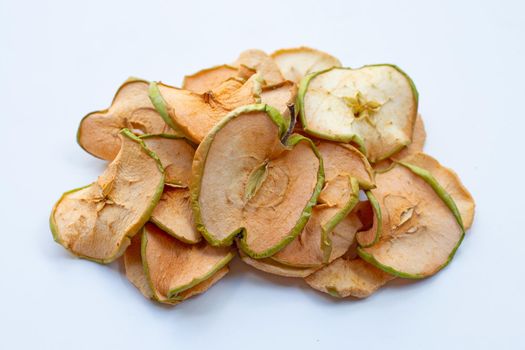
[77,78,177,160]
[239,250,320,278]
[140,134,194,186]
[298,65,418,162]
[270,142,373,268]
[305,257,394,298]
[357,159,468,278]
[149,75,262,143]
[50,129,165,263]
[271,47,342,84]
[182,65,239,94]
[234,49,284,85]
[124,226,231,304]
[192,104,324,258]
[150,187,200,243]
[402,153,475,229]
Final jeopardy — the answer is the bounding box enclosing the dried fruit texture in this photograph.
[402,153,475,229]
[239,250,320,278]
[260,81,297,120]
[50,130,164,263]
[141,224,233,303]
[358,160,467,278]
[234,49,285,86]
[298,65,418,163]
[374,114,426,171]
[305,257,394,298]
[150,75,261,143]
[271,204,362,267]
[270,142,372,268]
[192,104,324,258]
[78,79,176,160]
[355,191,382,247]
[140,135,194,186]
[183,65,239,94]
[123,228,230,304]
[271,47,342,84]
[150,187,200,243]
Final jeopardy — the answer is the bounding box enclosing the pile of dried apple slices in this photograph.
[50,47,475,304]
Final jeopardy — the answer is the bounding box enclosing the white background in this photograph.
[1,0,524,349]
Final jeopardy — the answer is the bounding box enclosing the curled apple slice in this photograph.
[305,257,394,298]
[149,75,261,143]
[77,78,177,160]
[270,142,373,268]
[298,65,418,163]
[50,129,164,263]
[191,104,324,258]
[150,187,200,244]
[239,250,320,278]
[357,155,471,278]
[271,47,342,84]
[182,65,239,94]
[124,225,232,304]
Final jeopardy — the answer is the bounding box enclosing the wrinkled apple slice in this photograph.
[192,104,324,258]
[77,78,177,160]
[374,113,426,171]
[239,250,320,278]
[182,65,239,94]
[271,47,342,84]
[141,223,233,303]
[402,153,475,229]
[150,187,200,244]
[149,75,262,143]
[305,257,394,298]
[50,129,164,263]
[298,65,418,162]
[270,142,373,267]
[140,134,194,186]
[357,157,469,278]
[123,227,231,304]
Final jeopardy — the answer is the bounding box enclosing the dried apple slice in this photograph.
[191,104,324,258]
[298,65,418,163]
[149,75,261,143]
[50,129,164,263]
[239,250,320,278]
[270,142,373,267]
[142,224,233,303]
[305,257,394,298]
[357,158,468,278]
[182,65,239,94]
[150,187,200,244]
[139,134,194,186]
[77,78,178,160]
[234,49,284,85]
[123,227,231,304]
[402,153,475,229]
[260,80,297,120]
[271,47,342,84]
